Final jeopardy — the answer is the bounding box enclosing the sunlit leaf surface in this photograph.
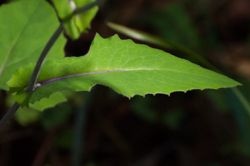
[7,34,240,105]
[0,0,66,90]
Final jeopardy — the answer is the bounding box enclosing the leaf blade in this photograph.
[0,0,66,90]
[7,34,240,104]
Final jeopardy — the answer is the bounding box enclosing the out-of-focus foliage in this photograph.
[132,95,185,130]
[56,128,73,150]
[15,107,41,126]
[40,103,72,130]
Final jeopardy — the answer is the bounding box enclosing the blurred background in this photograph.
[1,0,250,165]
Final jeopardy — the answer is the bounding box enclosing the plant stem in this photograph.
[0,102,20,131]
[26,22,64,92]
[74,0,103,14]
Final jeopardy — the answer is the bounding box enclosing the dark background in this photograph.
[1,0,250,166]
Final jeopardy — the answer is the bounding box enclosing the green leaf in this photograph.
[107,23,250,117]
[0,0,66,90]
[107,22,217,71]
[6,92,67,125]
[14,99,70,127]
[51,0,98,40]
[74,0,99,33]
[7,90,60,127]
[6,92,67,111]
[7,34,240,105]
[29,92,67,111]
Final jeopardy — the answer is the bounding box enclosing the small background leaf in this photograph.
[29,92,67,111]
[51,0,98,40]
[6,92,67,111]
[5,92,68,126]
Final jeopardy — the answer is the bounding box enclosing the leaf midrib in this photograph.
[38,68,228,87]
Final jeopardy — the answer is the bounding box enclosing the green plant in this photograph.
[0,0,241,131]
[106,22,250,117]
